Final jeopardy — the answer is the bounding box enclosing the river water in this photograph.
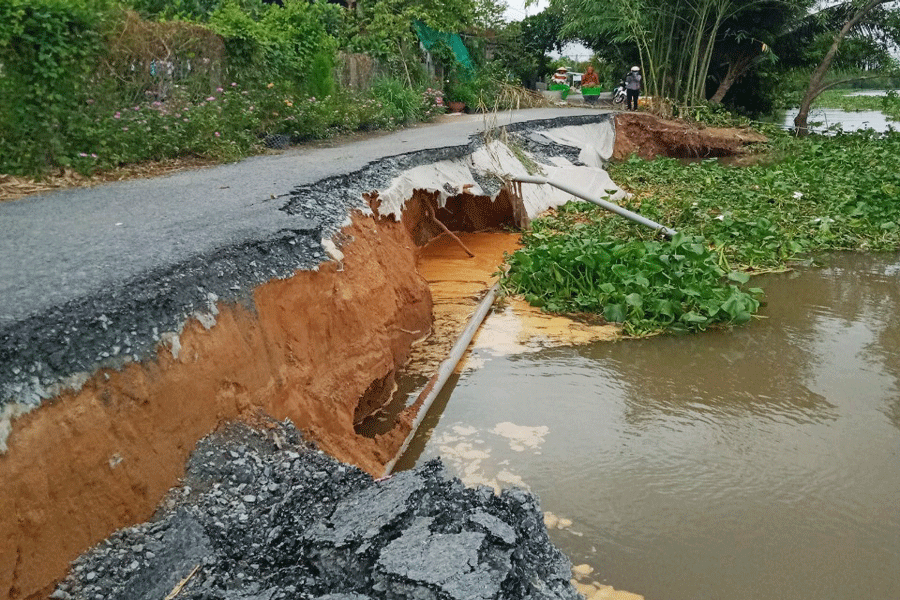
[782,107,895,133]
[396,252,900,600]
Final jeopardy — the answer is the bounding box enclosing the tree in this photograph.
[706,0,808,104]
[794,0,898,135]
[556,0,759,105]
[493,8,565,87]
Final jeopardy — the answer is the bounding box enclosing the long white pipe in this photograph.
[381,282,499,476]
[511,175,678,238]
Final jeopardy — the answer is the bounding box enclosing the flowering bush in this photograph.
[62,83,264,173]
[421,88,446,120]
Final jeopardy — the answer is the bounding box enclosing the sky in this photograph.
[502,0,593,61]
[502,0,548,21]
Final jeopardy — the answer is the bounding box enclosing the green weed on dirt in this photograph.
[503,130,900,336]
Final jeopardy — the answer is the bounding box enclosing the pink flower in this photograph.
[113,112,121,119]
[206,96,215,101]
[91,153,98,158]
[78,152,88,157]
[216,87,223,92]
[86,99,94,105]
[122,127,128,131]
[183,118,189,122]
[231,82,237,87]
[214,131,220,137]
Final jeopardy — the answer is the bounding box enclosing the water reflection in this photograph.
[399,252,900,600]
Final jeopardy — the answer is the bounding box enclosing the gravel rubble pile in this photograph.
[53,420,582,600]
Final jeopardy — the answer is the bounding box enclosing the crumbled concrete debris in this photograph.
[55,421,581,600]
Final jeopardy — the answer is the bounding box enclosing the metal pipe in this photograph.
[381,282,499,476]
[511,175,678,238]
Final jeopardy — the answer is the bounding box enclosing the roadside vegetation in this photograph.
[2,0,898,181]
[503,129,900,335]
[0,0,543,180]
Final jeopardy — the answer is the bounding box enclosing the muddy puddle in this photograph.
[357,231,619,438]
[394,251,900,600]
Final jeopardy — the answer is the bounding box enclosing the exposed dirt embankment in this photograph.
[613,112,768,160]
[0,212,431,600]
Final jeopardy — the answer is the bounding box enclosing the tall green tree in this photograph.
[706,0,810,104]
[793,0,899,134]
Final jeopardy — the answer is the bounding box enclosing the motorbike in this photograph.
[613,81,626,104]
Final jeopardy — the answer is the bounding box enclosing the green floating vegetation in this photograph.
[503,130,900,336]
[504,231,761,336]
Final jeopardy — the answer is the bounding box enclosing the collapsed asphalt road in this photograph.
[0,109,609,438]
[52,421,581,600]
[1,108,619,598]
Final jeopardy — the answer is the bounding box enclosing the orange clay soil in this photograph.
[613,112,768,160]
[0,211,432,600]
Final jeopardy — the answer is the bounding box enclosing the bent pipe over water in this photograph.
[381,282,500,477]
[382,175,677,476]
[511,175,678,239]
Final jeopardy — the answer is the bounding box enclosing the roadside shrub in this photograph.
[63,82,264,173]
[367,77,426,126]
[0,0,109,174]
[101,10,226,106]
[210,0,337,95]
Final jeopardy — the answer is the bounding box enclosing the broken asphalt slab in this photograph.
[52,421,582,600]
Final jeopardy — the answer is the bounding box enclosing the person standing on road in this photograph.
[624,66,642,110]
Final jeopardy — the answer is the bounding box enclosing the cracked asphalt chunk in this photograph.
[306,469,426,547]
[55,421,582,600]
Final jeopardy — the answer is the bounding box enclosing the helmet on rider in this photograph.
[631,66,640,71]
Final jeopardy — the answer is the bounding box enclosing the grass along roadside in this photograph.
[502,130,900,336]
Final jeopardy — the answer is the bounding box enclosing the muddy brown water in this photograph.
[395,251,900,600]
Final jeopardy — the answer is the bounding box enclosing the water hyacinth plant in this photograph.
[503,129,900,336]
[504,230,761,336]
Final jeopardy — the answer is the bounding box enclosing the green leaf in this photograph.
[603,303,626,322]
[681,311,708,324]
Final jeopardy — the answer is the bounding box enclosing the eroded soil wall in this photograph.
[613,113,767,160]
[0,212,432,600]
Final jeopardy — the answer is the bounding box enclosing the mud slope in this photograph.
[0,213,431,600]
[613,112,768,159]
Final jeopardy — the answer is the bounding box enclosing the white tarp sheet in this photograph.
[375,120,624,221]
